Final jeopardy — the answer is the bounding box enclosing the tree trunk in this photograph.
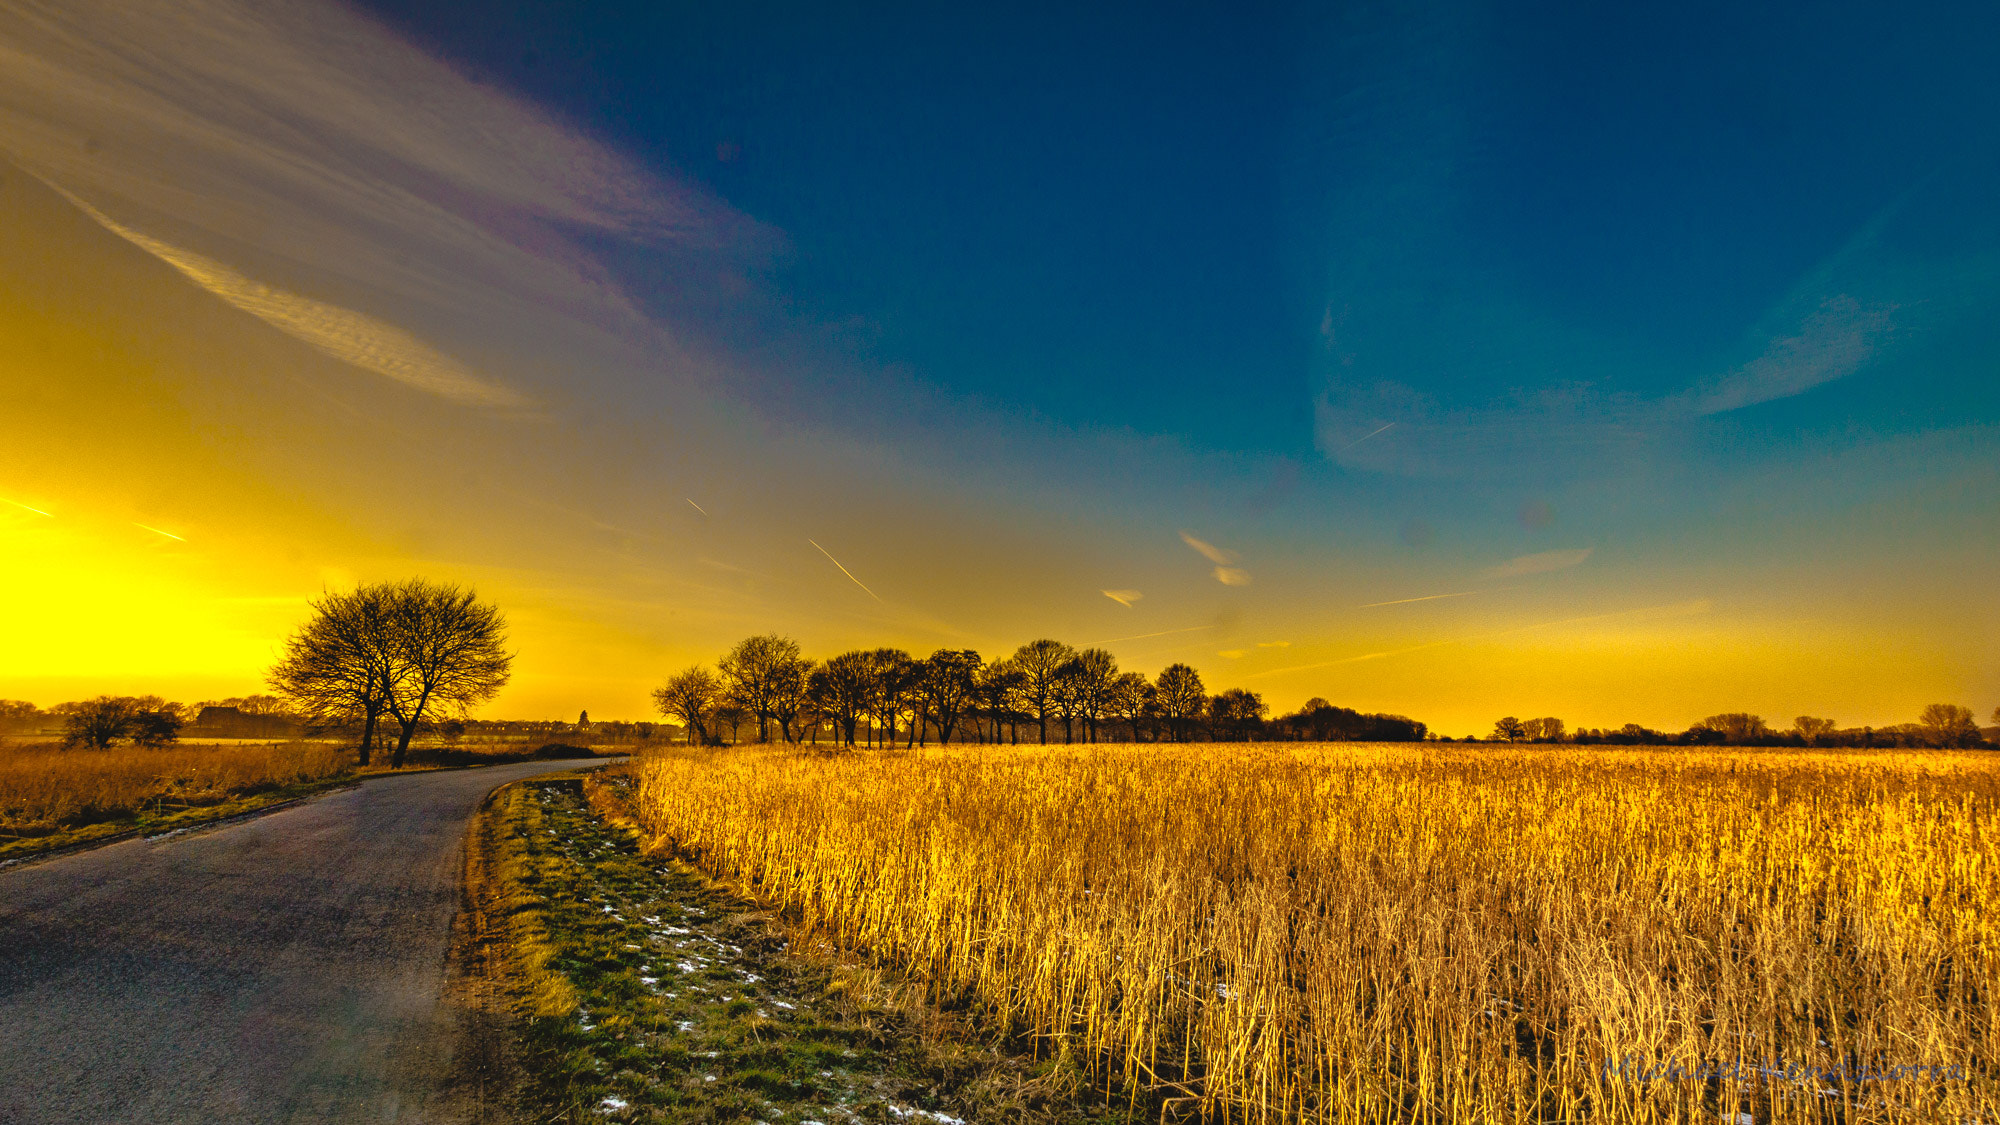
[392,718,417,768]
[358,710,377,767]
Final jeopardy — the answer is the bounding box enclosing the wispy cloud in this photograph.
[1479,548,1591,581]
[2,498,52,517]
[0,0,766,407]
[1179,530,1251,586]
[1680,295,1894,416]
[1101,588,1143,607]
[58,191,530,408]
[134,523,184,541]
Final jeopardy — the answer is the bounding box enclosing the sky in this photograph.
[1,0,1995,735]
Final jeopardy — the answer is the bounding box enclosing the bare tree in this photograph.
[1918,703,1979,748]
[1793,715,1836,746]
[1697,713,1769,744]
[270,585,398,765]
[1209,688,1268,741]
[913,650,982,745]
[718,634,805,743]
[1105,671,1155,742]
[1154,663,1205,742]
[768,657,815,744]
[1010,639,1076,744]
[811,651,876,747]
[1064,648,1118,742]
[864,648,916,747]
[358,581,514,768]
[1521,717,1566,742]
[653,666,722,744]
[973,661,1026,744]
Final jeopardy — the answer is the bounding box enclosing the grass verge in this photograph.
[471,765,1126,1124]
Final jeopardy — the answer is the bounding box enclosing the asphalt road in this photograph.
[0,759,610,1125]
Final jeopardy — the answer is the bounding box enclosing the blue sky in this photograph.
[2,0,1994,728]
[359,0,2000,459]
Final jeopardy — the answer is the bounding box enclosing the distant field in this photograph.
[0,740,351,844]
[634,742,1998,1123]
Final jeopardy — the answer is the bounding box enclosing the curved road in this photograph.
[0,760,608,1125]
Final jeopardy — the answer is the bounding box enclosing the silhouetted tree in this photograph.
[718,634,805,743]
[377,581,514,767]
[1918,703,1980,748]
[1793,715,1836,746]
[1208,687,1268,740]
[653,666,722,745]
[973,661,1026,744]
[1010,639,1077,744]
[864,648,916,747]
[1521,717,1566,742]
[55,697,141,748]
[1105,671,1156,742]
[768,657,815,744]
[810,651,876,746]
[269,584,398,765]
[914,650,982,744]
[1154,663,1205,742]
[1062,648,1118,742]
[0,699,41,735]
[1492,716,1526,742]
[1696,712,1769,744]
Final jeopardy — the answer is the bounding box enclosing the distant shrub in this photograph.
[530,742,597,760]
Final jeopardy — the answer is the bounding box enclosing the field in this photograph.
[633,742,1998,1123]
[0,740,354,852]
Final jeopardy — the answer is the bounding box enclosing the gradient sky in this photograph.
[2,0,1995,735]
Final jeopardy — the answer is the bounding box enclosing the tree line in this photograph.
[651,634,1430,746]
[1479,704,1995,749]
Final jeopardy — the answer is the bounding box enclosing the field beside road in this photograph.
[632,742,2000,1124]
[0,738,613,863]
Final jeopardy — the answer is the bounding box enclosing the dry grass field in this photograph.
[634,742,1997,1123]
[0,740,350,841]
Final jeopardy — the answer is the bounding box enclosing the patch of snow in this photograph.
[676,1021,695,1032]
[772,1001,796,1010]
[889,1108,966,1125]
[599,1096,628,1111]
[640,977,658,986]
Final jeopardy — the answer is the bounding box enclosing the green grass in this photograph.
[490,770,1130,1124]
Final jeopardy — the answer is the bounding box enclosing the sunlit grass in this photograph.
[634,742,1999,1123]
[0,739,350,840]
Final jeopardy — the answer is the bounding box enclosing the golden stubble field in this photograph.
[0,740,349,839]
[634,742,1997,1123]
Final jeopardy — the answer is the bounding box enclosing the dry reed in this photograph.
[0,740,349,837]
[634,742,1997,1123]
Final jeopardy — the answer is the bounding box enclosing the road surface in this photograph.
[0,759,610,1125]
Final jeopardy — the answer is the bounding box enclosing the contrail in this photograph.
[686,498,708,516]
[1339,422,1395,451]
[135,523,185,541]
[1358,590,1475,607]
[1091,625,1216,644]
[2,498,52,516]
[808,539,881,601]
